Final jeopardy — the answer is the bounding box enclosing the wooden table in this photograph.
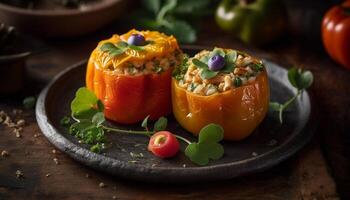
[0,23,348,200]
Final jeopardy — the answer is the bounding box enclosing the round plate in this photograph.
[36,47,313,183]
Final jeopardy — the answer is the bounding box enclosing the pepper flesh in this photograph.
[322,1,350,70]
[172,70,269,141]
[86,30,180,124]
[215,0,286,46]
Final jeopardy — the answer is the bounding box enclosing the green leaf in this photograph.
[163,20,196,44]
[116,41,128,48]
[200,69,219,80]
[23,96,36,109]
[234,77,242,87]
[269,102,282,112]
[225,50,237,63]
[209,48,225,58]
[82,126,105,145]
[198,123,224,143]
[100,42,126,57]
[97,100,104,112]
[192,58,208,69]
[154,116,168,131]
[69,121,94,136]
[185,143,209,165]
[141,115,150,129]
[128,45,144,51]
[90,143,103,153]
[200,55,209,63]
[157,0,177,22]
[287,67,299,89]
[253,63,264,71]
[299,70,313,89]
[92,112,105,126]
[100,42,116,52]
[221,62,235,73]
[60,116,71,127]
[71,87,99,119]
[201,142,224,160]
[142,0,161,14]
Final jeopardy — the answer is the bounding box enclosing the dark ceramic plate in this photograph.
[36,47,313,183]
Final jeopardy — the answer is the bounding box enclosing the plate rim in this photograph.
[36,51,315,183]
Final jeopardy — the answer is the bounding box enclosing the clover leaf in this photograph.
[71,87,103,119]
[270,67,313,123]
[185,124,224,165]
[153,116,168,131]
[100,40,145,58]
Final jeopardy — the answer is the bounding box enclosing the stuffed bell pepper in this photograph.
[172,48,269,140]
[86,29,183,124]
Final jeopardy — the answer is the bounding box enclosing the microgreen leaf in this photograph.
[221,62,235,73]
[234,77,242,87]
[269,102,282,112]
[225,51,237,63]
[141,115,150,129]
[116,41,128,48]
[71,87,99,119]
[154,116,168,131]
[92,112,105,126]
[60,116,71,127]
[299,70,313,89]
[198,124,224,143]
[23,96,36,109]
[192,58,208,69]
[128,45,144,51]
[200,69,219,80]
[209,48,225,58]
[100,42,126,57]
[271,67,314,123]
[185,123,224,165]
[185,143,208,165]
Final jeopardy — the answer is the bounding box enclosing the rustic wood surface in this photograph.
[0,22,348,199]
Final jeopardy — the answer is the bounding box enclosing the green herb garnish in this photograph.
[63,87,225,165]
[191,48,238,80]
[270,67,313,123]
[172,54,189,80]
[100,40,146,57]
[23,96,36,109]
[185,124,224,165]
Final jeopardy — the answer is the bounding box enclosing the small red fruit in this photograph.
[148,131,180,158]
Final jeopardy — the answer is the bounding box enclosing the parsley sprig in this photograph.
[64,87,225,165]
[100,41,148,57]
[191,48,237,79]
[269,67,313,123]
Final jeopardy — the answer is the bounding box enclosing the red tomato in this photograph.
[148,131,180,158]
[322,1,350,69]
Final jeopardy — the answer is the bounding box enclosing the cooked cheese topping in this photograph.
[89,29,182,75]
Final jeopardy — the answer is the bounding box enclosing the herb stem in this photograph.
[175,135,192,145]
[279,90,301,123]
[102,126,153,137]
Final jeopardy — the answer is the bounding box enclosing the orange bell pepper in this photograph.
[171,70,269,141]
[86,30,180,124]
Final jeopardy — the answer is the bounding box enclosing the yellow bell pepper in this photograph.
[171,70,269,141]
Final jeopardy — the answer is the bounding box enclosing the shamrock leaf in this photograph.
[154,116,168,131]
[269,102,282,112]
[192,58,208,69]
[209,48,226,58]
[185,124,224,165]
[199,124,224,142]
[71,87,101,119]
[200,69,219,80]
[141,115,150,129]
[288,67,313,90]
[92,112,105,126]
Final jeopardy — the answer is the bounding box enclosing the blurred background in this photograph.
[1,0,350,199]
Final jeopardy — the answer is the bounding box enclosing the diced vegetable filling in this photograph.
[173,48,265,96]
[103,50,183,76]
